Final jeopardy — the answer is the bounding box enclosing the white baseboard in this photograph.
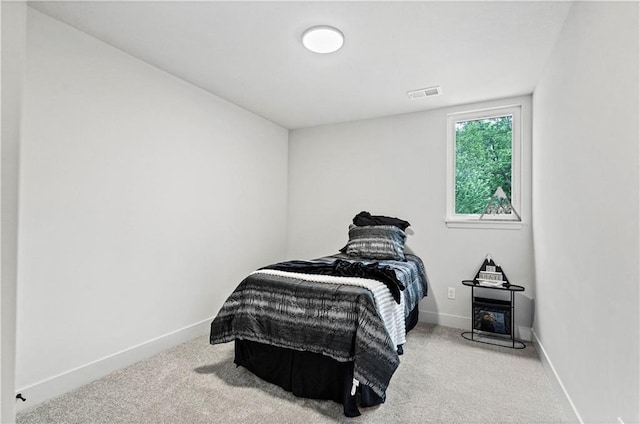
[419,310,532,342]
[531,329,583,424]
[419,310,470,330]
[15,317,213,413]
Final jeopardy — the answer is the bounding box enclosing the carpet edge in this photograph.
[15,317,213,413]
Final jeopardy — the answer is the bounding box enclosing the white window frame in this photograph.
[446,105,522,229]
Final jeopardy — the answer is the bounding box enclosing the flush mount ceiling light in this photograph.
[302,26,344,54]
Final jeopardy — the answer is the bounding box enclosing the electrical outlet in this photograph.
[447,287,455,299]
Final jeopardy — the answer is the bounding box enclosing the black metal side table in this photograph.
[461,279,526,349]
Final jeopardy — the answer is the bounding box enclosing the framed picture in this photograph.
[473,298,511,335]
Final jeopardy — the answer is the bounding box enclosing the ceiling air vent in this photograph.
[407,86,441,100]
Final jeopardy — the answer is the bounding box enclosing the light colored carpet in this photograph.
[17,324,566,423]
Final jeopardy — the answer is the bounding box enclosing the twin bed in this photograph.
[209,212,428,416]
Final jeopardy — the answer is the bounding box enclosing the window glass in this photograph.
[455,115,513,214]
[446,105,521,225]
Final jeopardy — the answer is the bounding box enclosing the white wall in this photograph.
[288,95,534,339]
[1,3,26,422]
[532,2,639,423]
[15,8,288,409]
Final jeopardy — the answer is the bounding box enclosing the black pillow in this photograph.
[352,211,411,231]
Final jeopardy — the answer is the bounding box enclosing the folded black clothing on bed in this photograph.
[262,259,405,304]
[352,211,411,231]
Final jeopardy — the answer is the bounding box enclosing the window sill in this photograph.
[445,219,524,230]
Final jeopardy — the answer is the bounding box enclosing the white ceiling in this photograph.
[29,1,573,129]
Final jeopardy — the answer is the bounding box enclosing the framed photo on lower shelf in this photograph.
[473,299,511,336]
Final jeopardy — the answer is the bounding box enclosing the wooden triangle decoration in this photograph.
[474,254,511,287]
[479,186,521,221]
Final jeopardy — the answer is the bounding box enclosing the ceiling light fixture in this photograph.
[302,25,344,54]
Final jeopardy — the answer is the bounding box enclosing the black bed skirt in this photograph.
[233,305,420,417]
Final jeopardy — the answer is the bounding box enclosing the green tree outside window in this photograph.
[455,116,513,214]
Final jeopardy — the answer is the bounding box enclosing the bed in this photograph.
[209,212,428,416]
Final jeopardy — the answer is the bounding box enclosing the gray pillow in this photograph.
[345,224,406,261]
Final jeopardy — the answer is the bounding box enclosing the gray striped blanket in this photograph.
[209,254,428,398]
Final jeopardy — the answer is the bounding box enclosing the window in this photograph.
[446,105,522,228]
